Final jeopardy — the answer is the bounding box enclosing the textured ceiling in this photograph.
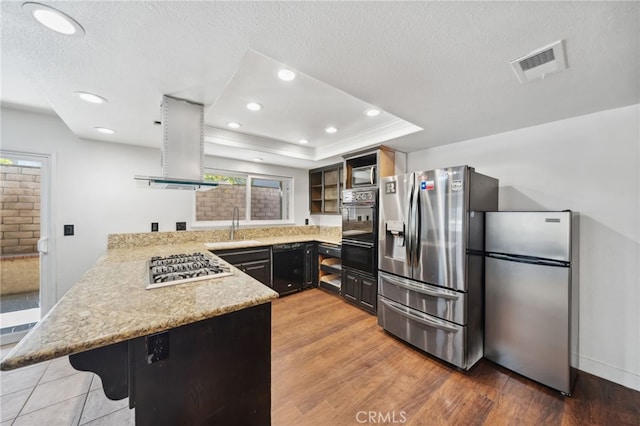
[1,1,638,169]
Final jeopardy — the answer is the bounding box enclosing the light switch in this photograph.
[63,224,74,236]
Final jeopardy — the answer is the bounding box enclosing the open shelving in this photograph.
[317,243,341,295]
[309,163,343,214]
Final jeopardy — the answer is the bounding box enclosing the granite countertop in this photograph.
[0,242,280,371]
[0,233,340,371]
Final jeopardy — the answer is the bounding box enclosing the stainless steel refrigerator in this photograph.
[484,211,578,395]
[378,165,498,370]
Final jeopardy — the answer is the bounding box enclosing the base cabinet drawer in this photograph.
[377,296,466,368]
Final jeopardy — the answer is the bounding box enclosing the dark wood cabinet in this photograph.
[342,269,359,304]
[212,247,272,287]
[70,304,272,425]
[359,274,377,312]
[341,267,377,314]
[242,259,271,285]
[304,243,317,288]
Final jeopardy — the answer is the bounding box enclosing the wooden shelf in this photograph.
[309,163,343,215]
[318,245,341,294]
[320,263,341,275]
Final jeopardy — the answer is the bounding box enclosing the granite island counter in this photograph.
[1,226,341,424]
[1,241,280,425]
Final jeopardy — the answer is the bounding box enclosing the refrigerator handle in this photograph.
[486,252,570,267]
[406,173,414,266]
[379,298,459,333]
[382,273,460,300]
[413,182,421,267]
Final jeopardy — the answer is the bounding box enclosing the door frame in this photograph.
[0,149,56,344]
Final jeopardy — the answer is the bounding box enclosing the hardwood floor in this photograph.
[271,289,640,426]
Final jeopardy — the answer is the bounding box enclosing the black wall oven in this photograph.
[342,187,377,276]
[342,240,376,276]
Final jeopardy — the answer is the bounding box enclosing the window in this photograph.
[194,170,292,225]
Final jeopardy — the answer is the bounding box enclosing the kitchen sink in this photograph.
[204,240,262,249]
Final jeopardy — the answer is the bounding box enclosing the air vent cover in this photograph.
[510,40,567,84]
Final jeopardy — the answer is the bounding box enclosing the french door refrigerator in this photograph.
[378,166,498,370]
[484,211,578,395]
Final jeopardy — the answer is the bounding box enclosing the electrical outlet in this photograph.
[176,222,186,231]
[63,224,74,236]
[146,331,169,364]
[151,222,159,232]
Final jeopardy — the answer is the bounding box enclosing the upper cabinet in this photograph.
[343,145,406,189]
[309,163,344,214]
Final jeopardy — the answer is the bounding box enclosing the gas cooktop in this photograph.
[146,252,233,290]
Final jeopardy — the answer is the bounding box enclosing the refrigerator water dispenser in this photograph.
[385,220,406,259]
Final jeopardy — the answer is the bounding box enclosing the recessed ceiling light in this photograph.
[278,69,296,81]
[74,91,108,104]
[365,109,381,117]
[246,102,263,111]
[299,139,309,144]
[23,2,85,36]
[253,158,263,162]
[95,127,115,135]
[325,126,338,134]
[228,122,242,129]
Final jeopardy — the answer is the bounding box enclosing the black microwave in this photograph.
[352,165,376,187]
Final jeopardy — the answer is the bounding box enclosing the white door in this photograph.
[0,150,54,344]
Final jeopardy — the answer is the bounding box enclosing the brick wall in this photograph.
[196,186,247,221]
[196,185,281,221]
[0,165,41,255]
[250,187,281,220]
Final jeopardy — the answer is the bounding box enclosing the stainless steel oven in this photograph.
[342,187,377,275]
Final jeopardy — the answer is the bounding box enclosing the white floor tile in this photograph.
[0,343,17,360]
[80,407,135,426]
[90,375,102,391]
[1,387,32,422]
[20,372,91,415]
[0,363,48,396]
[40,357,79,384]
[12,394,85,426]
[78,389,128,425]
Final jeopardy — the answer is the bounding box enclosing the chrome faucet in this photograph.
[230,206,240,240]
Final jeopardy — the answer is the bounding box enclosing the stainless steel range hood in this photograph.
[135,95,218,190]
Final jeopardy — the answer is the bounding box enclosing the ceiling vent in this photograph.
[510,40,567,84]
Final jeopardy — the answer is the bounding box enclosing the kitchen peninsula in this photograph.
[0,226,340,424]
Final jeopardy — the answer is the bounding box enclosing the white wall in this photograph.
[406,104,640,391]
[1,107,311,299]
